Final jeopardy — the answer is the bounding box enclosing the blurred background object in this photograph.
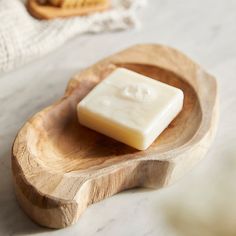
[47,0,109,8]
[27,0,111,20]
[0,0,145,72]
[162,149,236,236]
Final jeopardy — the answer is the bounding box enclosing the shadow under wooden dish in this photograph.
[12,44,218,228]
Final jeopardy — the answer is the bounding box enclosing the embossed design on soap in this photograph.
[120,84,155,102]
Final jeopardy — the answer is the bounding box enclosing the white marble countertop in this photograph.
[1,0,236,235]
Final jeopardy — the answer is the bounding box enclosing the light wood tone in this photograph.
[27,0,110,20]
[12,44,218,228]
[48,0,108,8]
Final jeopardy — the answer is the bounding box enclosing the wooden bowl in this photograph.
[12,44,218,228]
[27,0,110,20]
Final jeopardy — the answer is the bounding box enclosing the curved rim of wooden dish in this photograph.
[27,0,110,20]
[12,44,218,228]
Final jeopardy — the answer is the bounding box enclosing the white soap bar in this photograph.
[77,68,184,150]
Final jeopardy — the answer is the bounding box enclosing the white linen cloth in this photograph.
[0,0,145,72]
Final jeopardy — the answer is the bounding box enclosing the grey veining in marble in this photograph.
[1,0,236,235]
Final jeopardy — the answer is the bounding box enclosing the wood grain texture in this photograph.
[27,0,110,20]
[12,44,218,228]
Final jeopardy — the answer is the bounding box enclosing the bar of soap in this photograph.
[77,68,184,150]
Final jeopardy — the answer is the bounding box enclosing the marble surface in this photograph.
[1,0,236,235]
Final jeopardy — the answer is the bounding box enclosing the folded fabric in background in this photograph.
[0,0,145,72]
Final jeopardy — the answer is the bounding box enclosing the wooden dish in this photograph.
[27,0,110,20]
[12,44,218,228]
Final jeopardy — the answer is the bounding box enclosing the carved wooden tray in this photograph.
[12,44,218,228]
